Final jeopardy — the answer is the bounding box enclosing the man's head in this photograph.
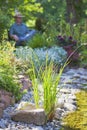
[14,12,24,24]
[15,17,22,24]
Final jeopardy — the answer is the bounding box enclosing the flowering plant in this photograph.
[57,35,77,47]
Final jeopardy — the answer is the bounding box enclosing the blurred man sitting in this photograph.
[9,11,36,47]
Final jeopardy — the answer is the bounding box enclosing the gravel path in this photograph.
[0,68,87,130]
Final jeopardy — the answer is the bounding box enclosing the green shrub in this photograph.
[0,10,10,42]
[42,18,59,46]
[27,33,46,48]
[0,42,23,101]
[27,33,55,48]
[15,46,67,72]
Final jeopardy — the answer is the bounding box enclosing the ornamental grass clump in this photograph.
[42,61,65,120]
[28,56,66,121]
[28,59,40,108]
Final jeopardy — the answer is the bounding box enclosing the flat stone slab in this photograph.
[11,103,46,125]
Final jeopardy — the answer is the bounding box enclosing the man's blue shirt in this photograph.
[10,23,29,37]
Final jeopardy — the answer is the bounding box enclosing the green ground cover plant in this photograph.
[62,90,87,130]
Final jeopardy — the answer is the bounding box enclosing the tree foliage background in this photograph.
[0,0,87,42]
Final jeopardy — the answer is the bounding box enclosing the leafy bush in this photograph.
[42,18,59,46]
[27,33,55,48]
[0,10,10,42]
[0,43,23,101]
[27,33,46,48]
[34,46,67,66]
[15,46,67,71]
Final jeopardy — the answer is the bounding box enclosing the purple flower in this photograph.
[69,36,73,40]
[57,35,65,42]
[57,34,77,46]
[57,35,62,39]
[60,37,64,41]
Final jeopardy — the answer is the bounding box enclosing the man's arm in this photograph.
[10,34,19,41]
[9,25,19,41]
